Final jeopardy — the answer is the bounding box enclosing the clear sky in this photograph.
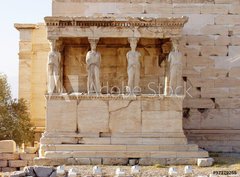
[0,0,51,98]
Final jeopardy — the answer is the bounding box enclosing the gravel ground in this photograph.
[1,154,240,177]
[63,164,240,177]
[63,155,240,176]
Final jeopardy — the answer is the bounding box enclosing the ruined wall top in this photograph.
[52,0,239,17]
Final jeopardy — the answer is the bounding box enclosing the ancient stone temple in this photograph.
[15,0,240,164]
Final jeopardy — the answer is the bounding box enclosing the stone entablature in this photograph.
[44,16,188,39]
[45,16,188,28]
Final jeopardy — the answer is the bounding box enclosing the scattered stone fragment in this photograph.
[33,166,54,177]
[184,165,193,175]
[9,171,26,177]
[23,166,35,177]
[49,171,57,177]
[92,166,102,175]
[131,165,141,175]
[168,167,178,176]
[129,159,137,166]
[197,158,214,167]
[115,168,125,177]
[209,174,218,177]
[68,168,77,177]
[56,165,66,176]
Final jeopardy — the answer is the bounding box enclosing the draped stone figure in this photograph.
[126,38,141,94]
[47,40,61,94]
[168,39,183,95]
[86,38,101,94]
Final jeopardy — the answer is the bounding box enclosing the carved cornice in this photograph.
[14,23,38,30]
[45,16,188,29]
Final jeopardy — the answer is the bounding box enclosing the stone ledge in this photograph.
[34,157,202,166]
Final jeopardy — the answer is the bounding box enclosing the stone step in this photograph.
[43,144,199,152]
[44,149,208,159]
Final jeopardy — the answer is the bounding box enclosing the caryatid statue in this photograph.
[168,39,183,95]
[47,39,61,94]
[126,38,141,94]
[86,38,101,94]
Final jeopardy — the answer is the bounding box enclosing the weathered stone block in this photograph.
[0,140,16,153]
[33,166,54,177]
[173,4,201,14]
[199,109,229,129]
[109,100,130,112]
[187,77,214,88]
[19,153,37,160]
[215,98,240,108]
[183,109,201,129]
[186,35,214,46]
[229,87,240,97]
[201,25,228,35]
[183,98,215,108]
[0,153,19,160]
[201,4,229,14]
[181,14,215,35]
[229,109,240,129]
[110,101,141,133]
[78,100,109,133]
[214,35,231,46]
[0,160,8,167]
[146,4,173,14]
[46,100,77,132]
[139,158,166,166]
[75,158,91,165]
[214,78,240,88]
[215,15,240,25]
[233,25,240,35]
[2,167,17,172]
[229,5,240,14]
[34,157,67,166]
[90,158,102,165]
[8,160,28,168]
[201,88,229,98]
[102,158,128,165]
[142,111,183,133]
[230,35,240,45]
[197,158,214,167]
[166,158,197,165]
[201,46,228,56]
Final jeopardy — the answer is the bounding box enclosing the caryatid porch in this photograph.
[39,16,209,165]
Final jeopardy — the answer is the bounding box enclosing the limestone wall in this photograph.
[16,0,240,152]
[16,24,49,130]
[0,153,37,172]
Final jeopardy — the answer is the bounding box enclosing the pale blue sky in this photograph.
[0,0,51,98]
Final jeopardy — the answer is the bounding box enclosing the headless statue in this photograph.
[126,38,141,94]
[86,39,101,94]
[168,40,183,95]
[47,40,61,94]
